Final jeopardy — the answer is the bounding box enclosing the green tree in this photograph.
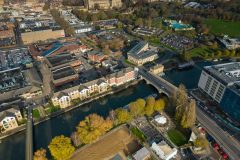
[34,148,48,160]
[145,96,155,116]
[144,18,152,28]
[43,2,50,11]
[194,136,209,149]
[174,84,188,122]
[48,135,75,160]
[91,14,98,22]
[181,99,196,128]
[136,98,146,114]
[116,22,123,30]
[154,99,165,112]
[135,18,143,27]
[115,108,132,124]
[224,49,230,57]
[230,50,236,57]
[76,114,113,144]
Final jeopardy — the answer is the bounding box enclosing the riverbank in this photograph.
[0,79,141,140]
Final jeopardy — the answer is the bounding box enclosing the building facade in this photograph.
[52,77,108,108]
[127,41,159,66]
[87,0,122,10]
[0,107,22,132]
[51,67,137,108]
[198,62,240,121]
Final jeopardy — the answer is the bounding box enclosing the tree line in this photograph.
[50,9,75,36]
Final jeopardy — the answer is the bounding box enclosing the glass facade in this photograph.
[220,88,240,121]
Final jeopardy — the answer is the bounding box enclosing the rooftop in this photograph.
[0,48,32,71]
[204,62,240,85]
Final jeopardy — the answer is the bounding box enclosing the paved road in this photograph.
[139,68,240,160]
[196,107,240,160]
[25,106,33,160]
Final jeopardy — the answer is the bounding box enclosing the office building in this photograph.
[127,41,159,66]
[217,35,240,50]
[198,62,240,121]
[87,0,122,10]
[20,20,65,44]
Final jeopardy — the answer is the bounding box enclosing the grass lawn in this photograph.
[131,127,146,142]
[189,45,215,58]
[167,129,188,146]
[204,18,240,37]
[33,109,40,119]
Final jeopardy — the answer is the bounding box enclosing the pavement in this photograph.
[25,106,33,160]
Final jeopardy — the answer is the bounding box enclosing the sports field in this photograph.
[204,19,240,37]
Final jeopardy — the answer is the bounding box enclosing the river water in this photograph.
[0,81,158,160]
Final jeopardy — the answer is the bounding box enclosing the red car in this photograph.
[222,153,228,159]
[213,143,220,150]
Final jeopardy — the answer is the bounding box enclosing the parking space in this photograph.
[161,34,196,51]
[133,117,163,144]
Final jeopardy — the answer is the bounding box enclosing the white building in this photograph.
[154,115,167,125]
[151,141,178,160]
[0,107,22,132]
[52,78,108,108]
[217,35,240,50]
[133,147,151,160]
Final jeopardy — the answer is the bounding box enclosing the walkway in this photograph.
[25,106,33,160]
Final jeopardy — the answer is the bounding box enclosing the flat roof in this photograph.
[204,62,240,85]
[52,66,76,80]
[47,53,78,68]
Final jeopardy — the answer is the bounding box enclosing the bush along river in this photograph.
[0,81,158,160]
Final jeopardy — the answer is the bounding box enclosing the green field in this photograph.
[131,127,146,142]
[189,45,215,57]
[204,19,240,37]
[33,109,40,119]
[167,129,188,146]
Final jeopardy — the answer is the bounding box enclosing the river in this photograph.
[0,81,158,160]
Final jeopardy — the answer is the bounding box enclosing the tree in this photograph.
[194,136,209,149]
[116,22,123,30]
[212,41,218,50]
[144,18,152,28]
[43,2,50,11]
[181,99,196,128]
[174,84,188,122]
[115,108,132,124]
[91,14,98,22]
[48,135,75,160]
[71,132,82,147]
[135,18,143,27]
[230,50,236,57]
[76,114,113,144]
[136,98,146,114]
[34,148,47,160]
[145,96,155,116]
[154,99,165,112]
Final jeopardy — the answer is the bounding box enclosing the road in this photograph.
[138,68,240,160]
[25,106,33,160]
[196,107,240,160]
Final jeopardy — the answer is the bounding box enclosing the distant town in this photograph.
[0,0,240,160]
